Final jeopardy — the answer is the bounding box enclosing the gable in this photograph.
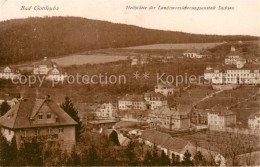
[3,66,11,73]
[33,102,58,124]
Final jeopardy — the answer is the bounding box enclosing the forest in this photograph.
[0,16,258,65]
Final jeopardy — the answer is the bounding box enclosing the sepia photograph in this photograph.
[0,0,259,166]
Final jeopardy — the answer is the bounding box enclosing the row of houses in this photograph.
[0,57,67,81]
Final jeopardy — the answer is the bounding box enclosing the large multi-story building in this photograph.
[0,97,77,150]
[118,94,147,110]
[204,58,260,85]
[248,111,260,129]
[0,66,20,80]
[147,106,190,130]
[207,105,236,127]
[144,92,168,110]
[95,102,117,119]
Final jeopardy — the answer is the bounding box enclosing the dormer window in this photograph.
[38,113,43,120]
[47,113,51,119]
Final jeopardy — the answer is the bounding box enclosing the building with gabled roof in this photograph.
[0,66,20,80]
[0,97,77,150]
[154,83,179,96]
[147,106,190,130]
[94,102,117,119]
[183,49,212,59]
[139,129,225,165]
[118,94,147,111]
[207,105,236,127]
[144,91,167,110]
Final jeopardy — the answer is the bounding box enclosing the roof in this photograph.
[140,130,193,153]
[210,104,234,116]
[149,106,189,119]
[0,98,77,129]
[226,50,242,57]
[144,91,166,99]
[119,94,145,102]
[248,111,260,119]
[0,66,19,73]
[207,64,260,72]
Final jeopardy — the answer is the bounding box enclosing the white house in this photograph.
[118,94,147,110]
[144,91,167,110]
[183,49,211,59]
[0,66,20,80]
[248,111,260,129]
[224,46,242,65]
[95,102,117,119]
[154,83,177,96]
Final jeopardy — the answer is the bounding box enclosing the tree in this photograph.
[182,150,193,166]
[0,133,11,165]
[125,140,137,165]
[0,100,10,116]
[109,130,120,146]
[143,150,153,166]
[193,151,205,166]
[61,96,84,141]
[9,137,18,165]
[160,150,171,166]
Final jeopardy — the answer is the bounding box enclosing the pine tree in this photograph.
[109,130,120,146]
[88,145,99,166]
[61,96,84,141]
[0,100,10,116]
[160,150,170,166]
[194,151,205,166]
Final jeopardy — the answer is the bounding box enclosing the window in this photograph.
[36,129,40,136]
[47,113,51,119]
[48,128,52,135]
[59,128,63,133]
[38,113,43,120]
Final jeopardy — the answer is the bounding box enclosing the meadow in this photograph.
[52,54,128,67]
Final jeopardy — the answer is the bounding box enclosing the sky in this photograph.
[0,0,260,36]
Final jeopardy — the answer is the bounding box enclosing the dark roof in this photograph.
[119,94,145,102]
[206,64,260,72]
[144,91,166,99]
[210,104,234,116]
[0,98,77,129]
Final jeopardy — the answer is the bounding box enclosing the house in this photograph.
[147,106,190,130]
[118,94,147,110]
[154,83,178,96]
[45,65,67,81]
[131,55,149,66]
[87,120,117,131]
[224,46,242,65]
[0,97,77,150]
[139,130,225,165]
[144,92,167,110]
[33,57,67,81]
[207,105,236,127]
[94,102,117,119]
[248,111,260,129]
[183,49,211,59]
[191,109,210,125]
[204,61,260,85]
[0,66,20,80]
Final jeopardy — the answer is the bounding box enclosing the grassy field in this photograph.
[122,42,225,50]
[52,54,128,67]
